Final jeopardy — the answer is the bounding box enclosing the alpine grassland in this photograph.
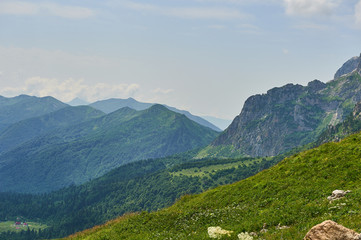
[65,131,361,239]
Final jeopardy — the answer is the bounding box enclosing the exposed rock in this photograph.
[238,232,254,240]
[327,190,351,201]
[304,220,361,240]
[276,223,290,230]
[208,226,233,239]
[334,55,360,79]
[260,223,268,233]
[211,54,361,157]
[316,102,361,145]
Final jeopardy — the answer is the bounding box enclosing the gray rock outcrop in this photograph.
[212,55,361,157]
[334,55,360,79]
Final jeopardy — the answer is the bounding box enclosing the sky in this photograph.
[0,0,360,119]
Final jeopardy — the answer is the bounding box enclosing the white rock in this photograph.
[327,190,351,201]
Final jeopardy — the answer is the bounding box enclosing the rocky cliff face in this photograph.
[334,54,360,79]
[212,55,361,157]
[316,101,361,145]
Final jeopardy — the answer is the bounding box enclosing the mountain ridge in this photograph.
[0,105,105,154]
[0,104,219,193]
[0,95,68,131]
[89,98,222,132]
[209,55,361,157]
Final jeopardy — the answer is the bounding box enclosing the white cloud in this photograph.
[283,0,340,17]
[0,1,38,15]
[152,88,175,94]
[282,49,289,54]
[122,1,247,20]
[356,0,361,27]
[0,77,140,102]
[0,1,95,19]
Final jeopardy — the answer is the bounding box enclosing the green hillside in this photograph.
[0,151,278,239]
[0,106,104,154]
[0,95,67,131]
[0,105,219,193]
[65,131,361,239]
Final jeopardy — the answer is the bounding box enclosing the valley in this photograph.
[0,54,361,240]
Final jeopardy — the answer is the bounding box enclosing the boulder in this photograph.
[304,220,361,240]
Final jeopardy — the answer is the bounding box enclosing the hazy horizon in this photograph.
[0,0,360,119]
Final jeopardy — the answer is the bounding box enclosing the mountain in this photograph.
[0,95,68,131]
[0,105,219,193]
[65,129,361,240]
[201,115,232,130]
[67,97,90,106]
[209,55,361,157]
[89,97,152,112]
[317,101,361,145]
[89,98,221,132]
[334,53,361,79]
[0,106,104,154]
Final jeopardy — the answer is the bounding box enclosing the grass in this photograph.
[64,131,361,240]
[0,221,47,233]
[195,145,244,159]
[170,158,269,178]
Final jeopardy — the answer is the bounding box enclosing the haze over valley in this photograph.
[1,0,361,239]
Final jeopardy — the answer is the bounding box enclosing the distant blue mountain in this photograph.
[0,95,68,131]
[89,98,221,132]
[67,97,90,106]
[202,116,232,130]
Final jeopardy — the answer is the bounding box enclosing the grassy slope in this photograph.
[65,132,361,240]
[0,221,47,233]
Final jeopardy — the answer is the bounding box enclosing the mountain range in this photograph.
[0,104,218,193]
[88,98,223,131]
[1,54,361,240]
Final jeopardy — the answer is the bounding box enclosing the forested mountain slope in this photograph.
[0,105,218,193]
[0,95,67,131]
[0,106,104,154]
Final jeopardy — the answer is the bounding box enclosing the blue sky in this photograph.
[0,0,360,119]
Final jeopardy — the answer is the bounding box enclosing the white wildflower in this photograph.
[208,226,233,239]
[238,232,253,240]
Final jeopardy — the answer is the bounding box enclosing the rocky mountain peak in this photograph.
[307,79,326,92]
[334,54,360,79]
[211,54,361,157]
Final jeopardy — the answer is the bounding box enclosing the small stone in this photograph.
[327,190,351,201]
